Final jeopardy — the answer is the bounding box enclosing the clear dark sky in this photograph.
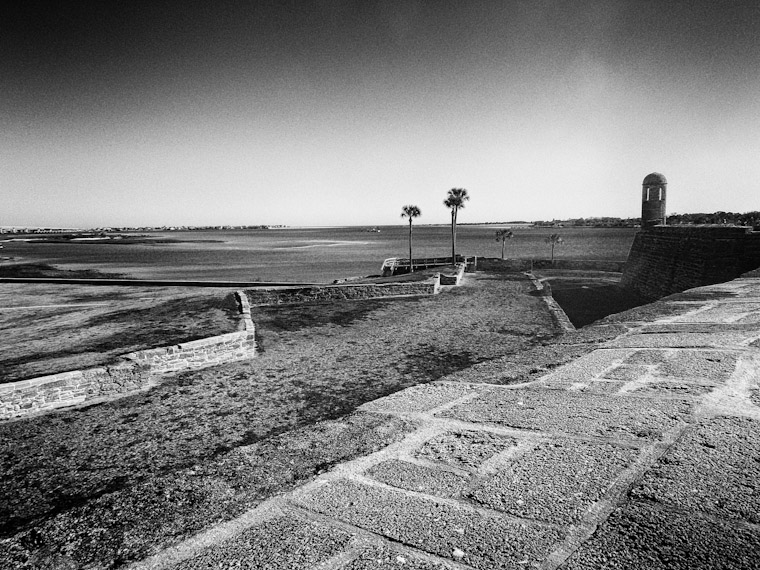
[2,1,759,227]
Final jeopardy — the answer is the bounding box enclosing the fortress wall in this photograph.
[243,276,440,306]
[0,293,257,421]
[621,226,760,301]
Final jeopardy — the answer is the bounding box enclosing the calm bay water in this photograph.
[2,226,636,283]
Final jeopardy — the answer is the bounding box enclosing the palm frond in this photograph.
[401,205,422,219]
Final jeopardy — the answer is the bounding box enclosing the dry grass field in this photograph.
[0,283,240,383]
[0,270,563,568]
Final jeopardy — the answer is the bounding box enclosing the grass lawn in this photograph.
[0,270,563,568]
[0,283,241,383]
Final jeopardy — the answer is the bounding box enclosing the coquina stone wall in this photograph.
[439,263,467,285]
[243,276,441,306]
[0,292,256,421]
[621,226,760,301]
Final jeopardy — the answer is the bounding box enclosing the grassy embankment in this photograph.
[0,277,241,383]
[0,270,573,568]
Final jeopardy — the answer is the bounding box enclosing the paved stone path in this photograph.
[129,276,760,570]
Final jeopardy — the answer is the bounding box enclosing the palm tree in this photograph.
[545,233,564,263]
[401,205,421,272]
[444,188,469,266]
[495,229,514,260]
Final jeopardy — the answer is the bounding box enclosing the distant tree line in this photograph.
[533,212,760,228]
[666,211,760,226]
[532,217,639,228]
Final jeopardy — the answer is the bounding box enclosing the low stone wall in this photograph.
[476,258,626,272]
[621,226,760,301]
[243,276,441,306]
[440,263,467,285]
[121,331,256,375]
[0,292,256,421]
[524,273,575,332]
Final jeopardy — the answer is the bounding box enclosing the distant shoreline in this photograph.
[1,233,222,245]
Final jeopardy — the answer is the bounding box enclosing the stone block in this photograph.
[296,479,564,569]
[438,388,692,441]
[468,439,639,524]
[631,416,760,524]
[365,459,470,498]
[361,382,483,415]
[536,349,634,387]
[416,430,517,469]
[563,500,760,570]
[344,544,453,569]
[171,514,353,570]
[605,332,753,349]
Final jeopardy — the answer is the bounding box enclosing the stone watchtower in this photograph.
[641,172,667,227]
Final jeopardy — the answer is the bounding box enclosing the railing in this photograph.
[381,256,471,276]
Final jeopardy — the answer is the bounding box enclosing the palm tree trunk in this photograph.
[451,209,457,266]
[408,219,413,272]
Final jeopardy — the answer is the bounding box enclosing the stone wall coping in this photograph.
[178,331,249,350]
[245,277,439,293]
[0,370,86,393]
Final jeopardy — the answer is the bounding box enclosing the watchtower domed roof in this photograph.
[643,172,667,186]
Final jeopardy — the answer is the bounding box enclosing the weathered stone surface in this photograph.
[365,459,470,498]
[611,349,737,382]
[415,430,517,469]
[563,500,760,570]
[437,388,691,441]
[170,514,353,570]
[675,301,760,323]
[361,382,481,415]
[605,331,754,348]
[295,479,564,570]
[535,349,634,388]
[344,545,456,569]
[468,439,640,524]
[628,381,715,397]
[631,416,760,524]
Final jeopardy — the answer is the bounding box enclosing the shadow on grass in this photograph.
[1,294,241,381]
[0,263,125,279]
[399,345,479,382]
[254,297,412,332]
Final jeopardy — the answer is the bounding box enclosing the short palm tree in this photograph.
[495,229,514,260]
[401,205,421,272]
[444,188,469,266]
[546,233,564,263]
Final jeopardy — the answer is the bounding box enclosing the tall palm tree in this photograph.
[546,233,564,263]
[495,229,514,260]
[444,188,469,266]
[401,205,421,272]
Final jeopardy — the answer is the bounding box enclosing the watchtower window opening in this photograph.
[658,187,662,200]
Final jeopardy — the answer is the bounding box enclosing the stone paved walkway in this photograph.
[128,276,760,570]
